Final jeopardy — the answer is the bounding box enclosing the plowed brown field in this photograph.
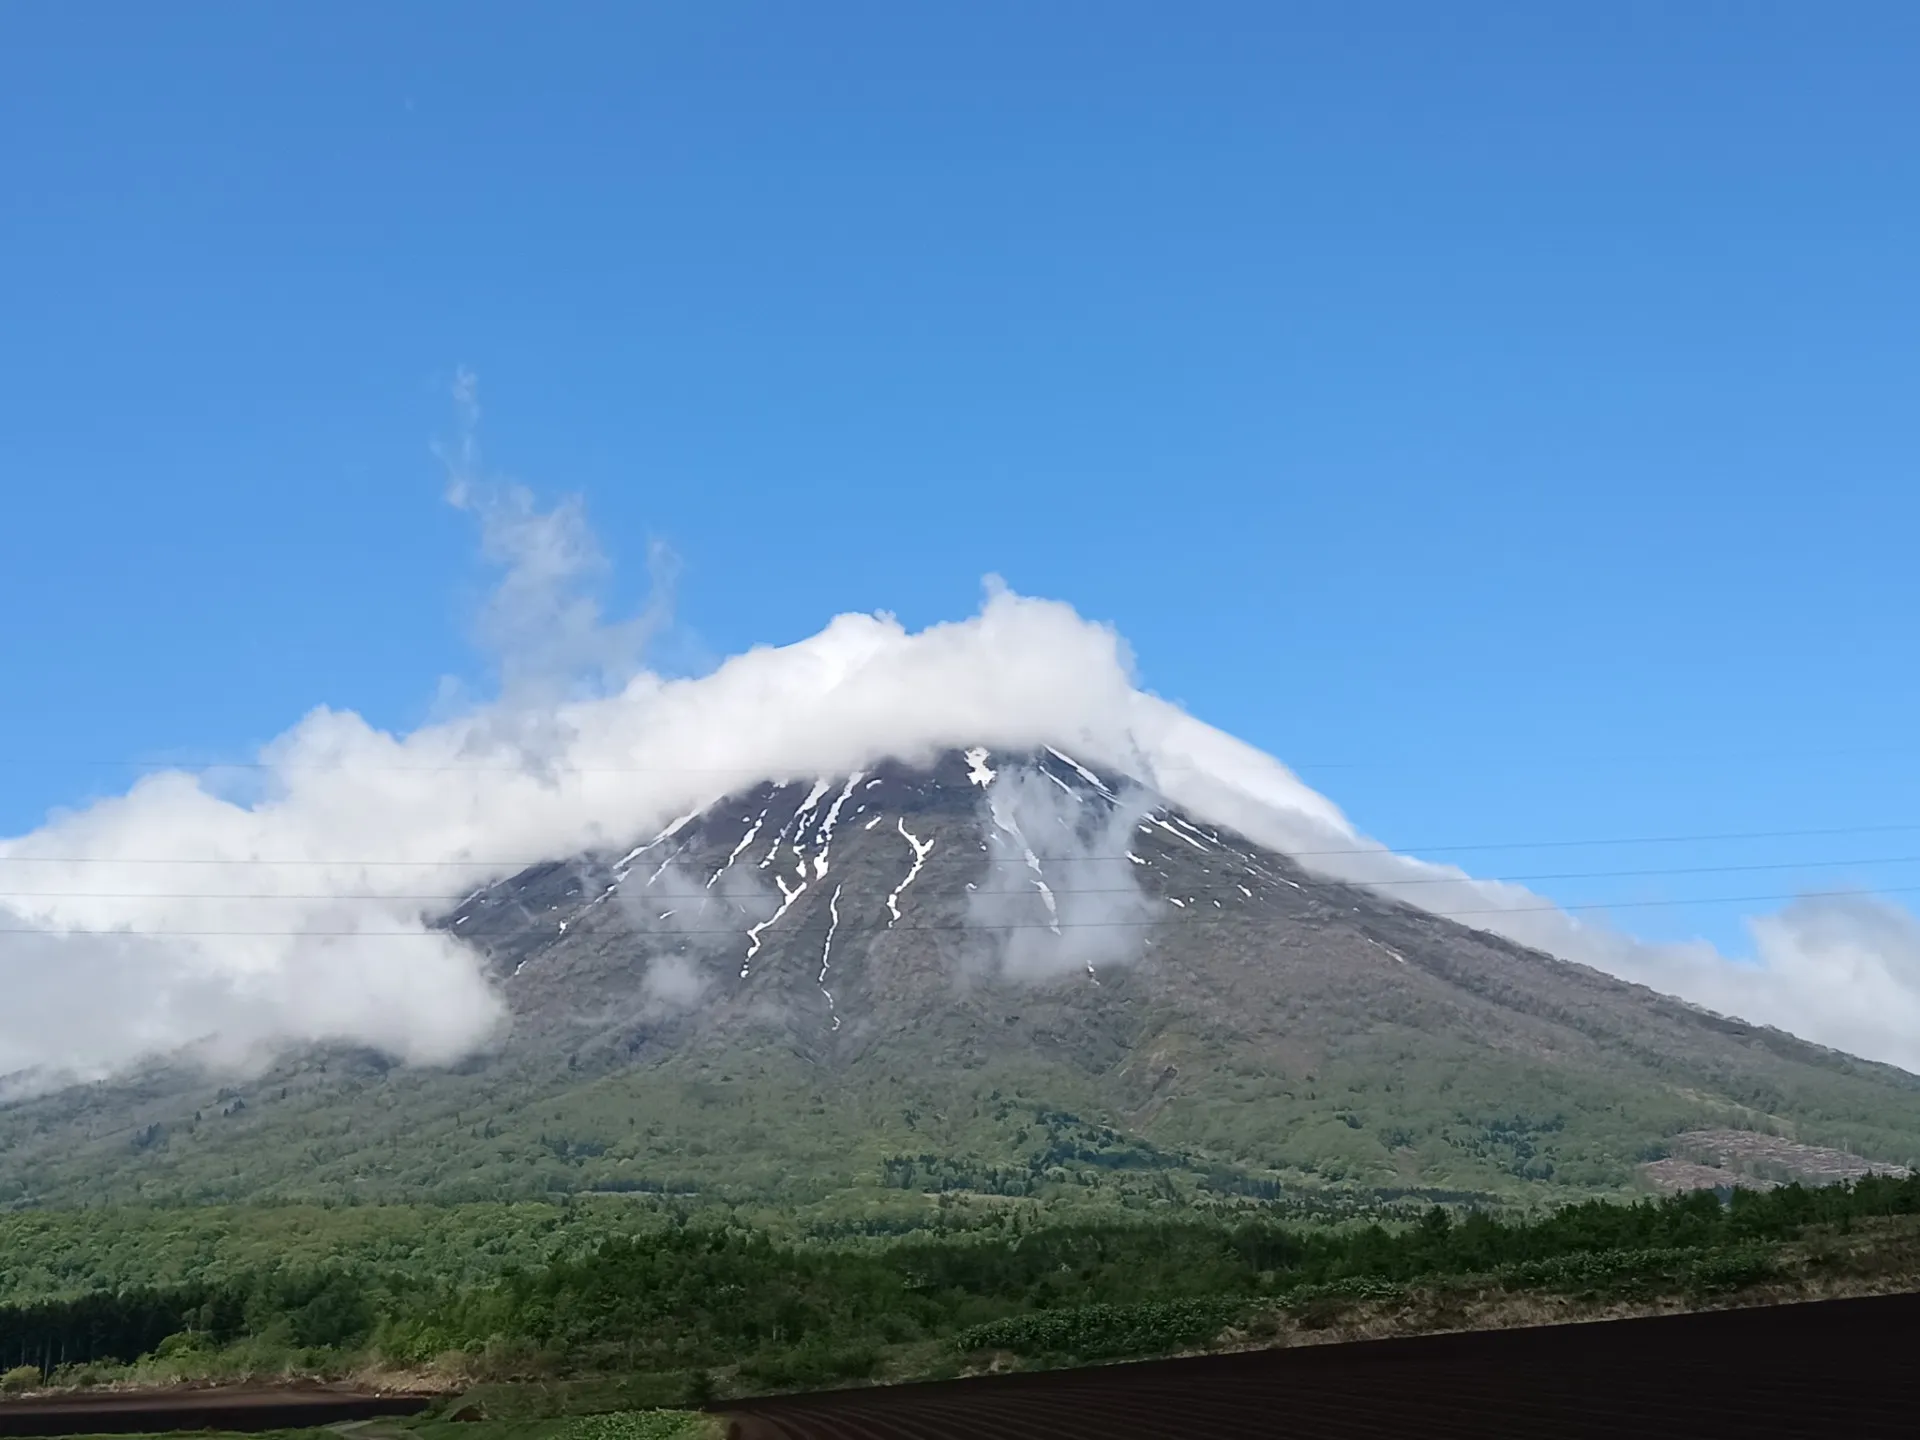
[0,1387,431,1436]
[720,1290,1920,1439]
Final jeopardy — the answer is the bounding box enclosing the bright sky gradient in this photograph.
[3,2,1917,959]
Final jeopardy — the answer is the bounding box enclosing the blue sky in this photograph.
[3,1,1917,957]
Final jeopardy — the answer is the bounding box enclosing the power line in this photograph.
[2,882,1911,938]
[1384,822,1920,856]
[33,738,1920,773]
[8,849,1920,902]
[12,818,1920,868]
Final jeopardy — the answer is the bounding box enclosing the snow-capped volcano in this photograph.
[10,743,1920,1207]
[11,582,1920,1092]
[430,744,1888,1116]
[445,744,1335,1036]
[10,575,1920,1206]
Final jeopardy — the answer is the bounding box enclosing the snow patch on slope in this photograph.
[964,747,997,788]
[887,821,934,926]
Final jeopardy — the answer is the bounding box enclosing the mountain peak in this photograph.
[8,746,1920,1207]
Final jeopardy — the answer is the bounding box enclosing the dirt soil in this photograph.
[0,1385,433,1437]
[718,1289,1920,1439]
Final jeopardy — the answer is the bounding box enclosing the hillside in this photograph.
[2,747,1917,1209]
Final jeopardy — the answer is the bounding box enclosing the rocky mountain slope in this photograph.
[4,747,1918,1209]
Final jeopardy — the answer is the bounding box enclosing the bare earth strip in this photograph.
[0,1388,431,1437]
[1641,1129,1911,1193]
[718,1291,1920,1440]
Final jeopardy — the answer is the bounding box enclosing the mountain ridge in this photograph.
[3,745,1917,1210]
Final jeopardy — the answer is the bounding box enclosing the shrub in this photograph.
[1,1365,41,1394]
[560,1410,710,1440]
[955,1297,1248,1361]
[1490,1245,1779,1300]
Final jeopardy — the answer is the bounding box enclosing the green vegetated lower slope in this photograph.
[3,1012,1917,1213]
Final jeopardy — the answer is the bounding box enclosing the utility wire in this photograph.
[2,882,1913,937]
[8,850,1920,901]
[36,738,1920,773]
[12,819,1920,866]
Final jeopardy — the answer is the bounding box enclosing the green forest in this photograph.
[5,1175,1920,1401]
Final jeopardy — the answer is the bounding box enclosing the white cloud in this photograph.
[966,767,1160,983]
[7,437,1920,1084]
[640,951,713,1011]
[439,368,677,733]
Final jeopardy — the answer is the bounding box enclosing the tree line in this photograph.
[3,1171,1917,1384]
